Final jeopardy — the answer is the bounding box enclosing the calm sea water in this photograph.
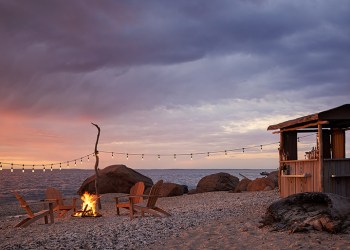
[0,168,274,205]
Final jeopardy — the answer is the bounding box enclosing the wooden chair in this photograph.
[129,180,171,219]
[115,182,145,216]
[45,187,77,218]
[14,192,54,228]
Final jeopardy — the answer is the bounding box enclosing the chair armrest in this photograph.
[61,197,79,201]
[115,194,132,199]
[127,194,160,199]
[27,200,55,205]
[44,198,59,202]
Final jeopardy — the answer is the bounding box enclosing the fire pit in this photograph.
[72,192,102,217]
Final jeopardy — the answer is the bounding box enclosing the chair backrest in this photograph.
[14,192,34,218]
[45,187,64,206]
[130,182,145,204]
[146,180,163,208]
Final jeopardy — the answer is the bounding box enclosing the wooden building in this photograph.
[267,104,350,198]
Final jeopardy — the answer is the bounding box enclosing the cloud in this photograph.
[0,0,349,168]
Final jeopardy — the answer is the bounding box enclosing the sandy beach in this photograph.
[1,190,349,250]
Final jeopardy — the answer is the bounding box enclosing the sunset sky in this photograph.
[0,0,349,170]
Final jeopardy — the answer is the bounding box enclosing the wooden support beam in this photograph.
[318,123,324,192]
[272,121,329,134]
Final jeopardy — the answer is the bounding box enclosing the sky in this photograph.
[0,0,349,170]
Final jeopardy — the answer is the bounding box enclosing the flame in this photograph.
[80,192,98,216]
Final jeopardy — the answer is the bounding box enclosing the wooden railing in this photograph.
[323,159,350,197]
[279,159,319,198]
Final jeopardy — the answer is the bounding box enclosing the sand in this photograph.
[1,190,349,249]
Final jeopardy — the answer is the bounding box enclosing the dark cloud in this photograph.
[0,0,349,118]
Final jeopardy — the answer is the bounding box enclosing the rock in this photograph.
[260,192,350,233]
[188,189,197,195]
[196,172,239,193]
[231,178,252,193]
[182,185,189,194]
[266,170,278,187]
[160,183,186,197]
[77,165,153,195]
[247,177,275,192]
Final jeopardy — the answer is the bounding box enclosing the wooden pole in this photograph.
[91,123,102,209]
[318,123,324,192]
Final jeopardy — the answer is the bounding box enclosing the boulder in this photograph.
[160,182,187,197]
[196,172,239,193]
[77,165,153,195]
[260,192,350,233]
[231,178,252,193]
[267,170,278,187]
[247,177,275,192]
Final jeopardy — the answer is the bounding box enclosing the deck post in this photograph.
[318,123,324,192]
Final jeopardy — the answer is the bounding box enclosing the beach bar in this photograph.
[267,104,350,198]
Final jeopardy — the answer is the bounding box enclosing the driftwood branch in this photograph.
[91,123,102,209]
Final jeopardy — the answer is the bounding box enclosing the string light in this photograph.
[1,138,284,171]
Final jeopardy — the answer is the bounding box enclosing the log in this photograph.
[239,173,248,179]
[260,192,350,233]
[91,123,102,209]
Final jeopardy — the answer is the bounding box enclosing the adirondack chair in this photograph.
[115,182,145,216]
[45,187,77,217]
[129,180,171,219]
[14,192,54,228]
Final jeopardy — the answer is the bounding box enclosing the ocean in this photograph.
[0,168,275,205]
